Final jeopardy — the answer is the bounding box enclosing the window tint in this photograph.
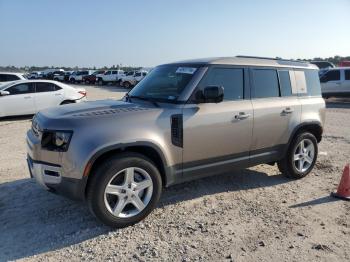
[305,70,321,96]
[199,68,243,101]
[54,84,62,91]
[320,70,340,82]
[135,72,141,77]
[6,83,34,95]
[278,70,292,97]
[0,74,20,82]
[36,82,56,92]
[142,72,147,76]
[345,70,350,80]
[252,69,279,98]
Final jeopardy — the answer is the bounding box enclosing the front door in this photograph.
[182,67,253,179]
[0,83,36,116]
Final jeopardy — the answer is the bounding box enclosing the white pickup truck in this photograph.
[120,70,148,88]
[96,70,125,85]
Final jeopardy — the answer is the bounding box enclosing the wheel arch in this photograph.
[288,121,323,147]
[83,142,170,198]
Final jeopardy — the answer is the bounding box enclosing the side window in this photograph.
[142,72,147,76]
[135,72,141,77]
[36,82,56,92]
[278,70,292,97]
[305,70,321,96]
[112,71,118,74]
[54,84,62,91]
[5,74,20,81]
[6,83,34,95]
[200,68,244,101]
[345,70,350,80]
[320,70,340,83]
[252,69,279,98]
[106,71,111,75]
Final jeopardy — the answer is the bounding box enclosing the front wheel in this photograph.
[278,132,318,179]
[87,153,162,228]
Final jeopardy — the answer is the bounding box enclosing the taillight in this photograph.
[78,91,87,97]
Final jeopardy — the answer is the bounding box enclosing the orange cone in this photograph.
[331,164,350,201]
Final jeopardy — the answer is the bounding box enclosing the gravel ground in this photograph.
[0,85,349,262]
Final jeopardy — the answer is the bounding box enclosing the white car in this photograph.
[120,70,147,88]
[27,72,43,79]
[96,70,125,85]
[0,72,26,83]
[320,67,350,98]
[69,70,92,83]
[0,80,87,117]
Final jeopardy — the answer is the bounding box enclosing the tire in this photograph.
[98,79,104,85]
[278,132,318,179]
[87,152,162,228]
[124,81,130,89]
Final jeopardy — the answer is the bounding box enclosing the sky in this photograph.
[0,0,349,68]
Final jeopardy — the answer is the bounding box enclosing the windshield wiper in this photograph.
[129,95,160,107]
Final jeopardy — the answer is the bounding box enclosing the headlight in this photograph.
[41,131,73,151]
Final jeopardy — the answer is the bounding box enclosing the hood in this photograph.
[37,99,153,121]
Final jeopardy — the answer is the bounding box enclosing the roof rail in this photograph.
[236,55,307,63]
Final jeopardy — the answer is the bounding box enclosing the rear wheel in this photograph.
[124,81,131,89]
[87,153,162,228]
[278,132,318,179]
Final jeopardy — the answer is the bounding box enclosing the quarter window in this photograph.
[278,70,292,97]
[6,83,34,95]
[200,68,244,101]
[252,69,279,98]
[36,82,56,92]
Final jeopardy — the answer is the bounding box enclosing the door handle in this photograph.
[235,112,251,120]
[282,107,294,114]
[54,93,62,96]
[24,96,32,99]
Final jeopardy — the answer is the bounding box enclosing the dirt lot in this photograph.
[0,85,349,262]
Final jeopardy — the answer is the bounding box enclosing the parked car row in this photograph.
[25,69,148,88]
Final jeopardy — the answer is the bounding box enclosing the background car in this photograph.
[27,71,43,79]
[320,67,350,98]
[120,70,147,88]
[0,80,86,117]
[82,70,105,84]
[53,71,66,81]
[96,70,125,85]
[0,72,27,83]
[69,70,92,83]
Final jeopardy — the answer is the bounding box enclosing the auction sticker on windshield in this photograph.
[176,67,197,74]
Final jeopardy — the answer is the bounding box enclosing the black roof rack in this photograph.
[236,55,307,64]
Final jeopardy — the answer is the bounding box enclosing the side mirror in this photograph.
[0,90,10,96]
[201,86,224,103]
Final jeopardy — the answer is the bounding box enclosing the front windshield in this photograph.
[128,65,198,102]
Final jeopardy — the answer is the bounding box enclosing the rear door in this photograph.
[0,83,36,116]
[250,68,301,163]
[182,67,253,178]
[342,69,350,95]
[34,82,63,111]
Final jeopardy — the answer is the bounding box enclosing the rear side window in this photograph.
[305,70,321,96]
[201,68,244,101]
[6,83,34,95]
[320,70,340,82]
[278,70,292,97]
[36,82,56,92]
[345,70,350,80]
[252,69,279,98]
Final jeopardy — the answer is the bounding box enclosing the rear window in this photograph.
[252,69,279,98]
[36,82,56,92]
[305,70,321,96]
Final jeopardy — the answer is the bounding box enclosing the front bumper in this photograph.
[26,130,87,200]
